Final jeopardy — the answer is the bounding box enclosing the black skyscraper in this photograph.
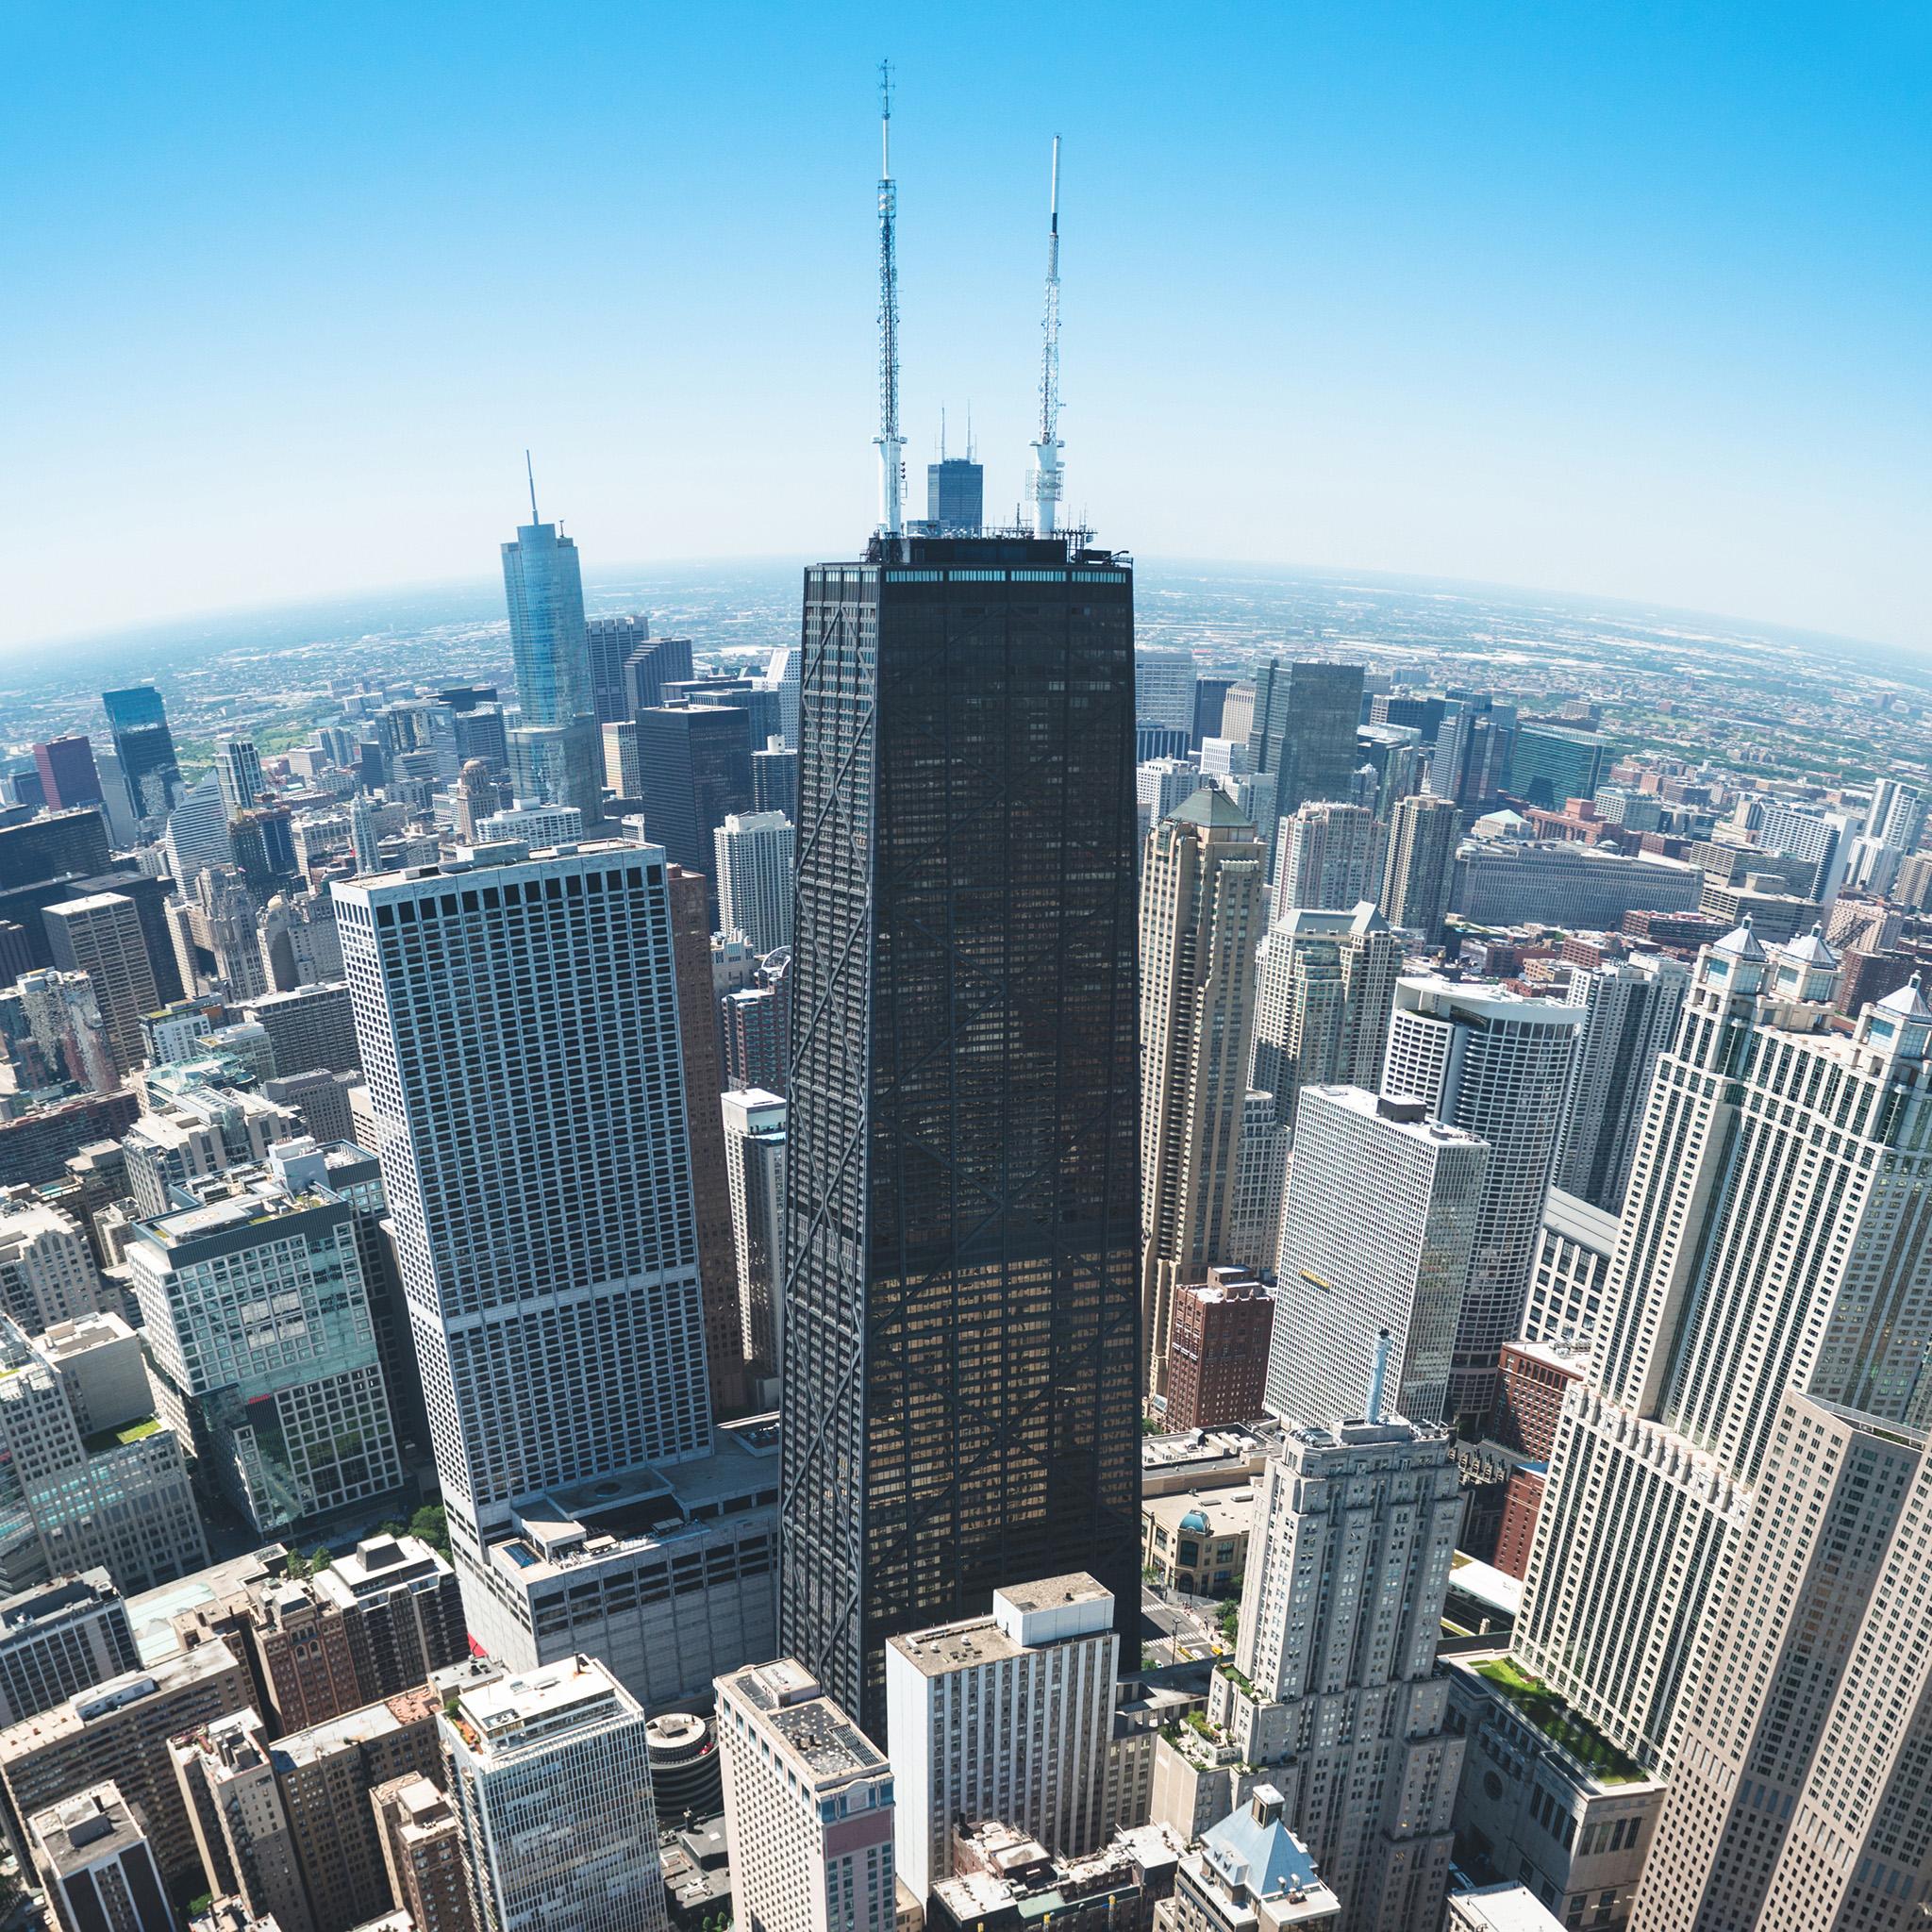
[779,529,1143,1733]
[635,705,756,877]
[101,686,182,824]
[1244,659,1366,872]
[924,456,984,532]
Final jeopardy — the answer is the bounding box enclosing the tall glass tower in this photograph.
[501,520,604,825]
[101,685,182,825]
[778,528,1143,1735]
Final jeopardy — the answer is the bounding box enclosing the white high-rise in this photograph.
[1267,1087,1488,1429]
[213,736,265,820]
[1382,976,1580,1425]
[718,1658,897,1932]
[1518,926,1932,1770]
[711,810,795,958]
[334,841,709,1619]
[885,1574,1118,1904]
[441,1654,669,1931]
[1135,648,1198,731]
[1551,951,1690,1216]
[719,1087,786,1382]
[1250,903,1400,1136]
[1274,801,1375,919]
[1208,1398,1465,1932]
[162,769,235,890]
[1225,1090,1290,1276]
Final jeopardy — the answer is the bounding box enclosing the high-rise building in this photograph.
[1137,756,1205,856]
[750,737,798,819]
[162,769,239,891]
[1244,661,1366,874]
[1141,789,1266,1401]
[31,738,104,816]
[1521,1186,1618,1347]
[781,530,1142,1738]
[1631,1392,1932,1932]
[718,1657,897,1932]
[501,516,603,825]
[721,982,787,1095]
[925,453,984,532]
[1249,903,1403,1135]
[1517,932,1932,1771]
[601,717,644,800]
[1551,951,1690,1216]
[1192,675,1237,749]
[1429,692,1516,815]
[885,1574,1118,1903]
[170,1707,312,1932]
[1383,977,1579,1425]
[1170,1785,1341,1928]
[27,1780,175,1932]
[100,687,181,825]
[242,979,359,1074]
[336,843,711,1624]
[375,1772,479,1932]
[213,735,266,820]
[720,1087,786,1385]
[0,967,118,1095]
[1136,648,1198,733]
[585,611,651,726]
[1224,1090,1289,1276]
[1166,1269,1274,1431]
[711,810,794,957]
[620,634,695,720]
[1274,800,1375,917]
[0,1571,139,1728]
[1453,841,1703,930]
[1208,1395,1465,1932]
[1507,724,1606,811]
[636,707,755,878]
[1753,797,1855,903]
[1267,1088,1487,1430]
[441,1654,670,1932]
[0,1200,108,1334]
[0,1637,251,1896]
[667,862,751,1417]
[1379,792,1461,941]
[43,891,158,1075]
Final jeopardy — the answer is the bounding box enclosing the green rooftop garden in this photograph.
[84,1416,165,1455]
[1475,1657,1645,1784]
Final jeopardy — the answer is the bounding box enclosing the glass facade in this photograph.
[101,685,182,824]
[779,532,1143,1735]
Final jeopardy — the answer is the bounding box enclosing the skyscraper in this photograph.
[1551,950,1690,1215]
[1378,791,1461,941]
[711,809,794,957]
[1274,799,1375,917]
[1429,691,1516,814]
[720,1087,786,1386]
[780,529,1142,1737]
[1224,1089,1290,1276]
[1244,660,1365,873]
[1208,1382,1465,1932]
[584,611,651,725]
[924,452,984,532]
[1383,976,1579,1426]
[31,738,103,815]
[1249,902,1401,1135]
[441,1655,670,1932]
[1136,648,1199,733]
[1267,1088,1489,1430]
[1631,1391,1932,1932]
[636,707,755,878]
[42,891,158,1075]
[1518,932,1932,1770]
[335,842,711,1622]
[501,515,604,825]
[620,633,695,719]
[213,734,266,819]
[1140,788,1267,1400]
[100,687,180,825]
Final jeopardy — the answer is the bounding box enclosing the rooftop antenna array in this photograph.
[1028,136,1063,536]
[874,61,906,536]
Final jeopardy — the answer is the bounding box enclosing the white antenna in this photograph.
[1028,135,1063,537]
[874,61,905,537]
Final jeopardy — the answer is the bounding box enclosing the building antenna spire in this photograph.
[874,60,905,537]
[525,449,539,525]
[1028,135,1063,538]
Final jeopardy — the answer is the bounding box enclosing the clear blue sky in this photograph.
[3,2,1926,655]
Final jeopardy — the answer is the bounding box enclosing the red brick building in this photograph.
[1489,1340,1586,1460]
[1494,1464,1548,1580]
[1163,1269,1274,1431]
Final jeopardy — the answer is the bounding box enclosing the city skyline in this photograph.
[4,8,1927,657]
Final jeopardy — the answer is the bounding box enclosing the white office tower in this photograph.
[1631,1391,1932,1932]
[1250,903,1402,1135]
[718,1658,897,1932]
[1225,1091,1291,1275]
[1136,648,1198,731]
[720,1087,786,1387]
[1754,797,1855,903]
[162,769,236,889]
[213,735,266,819]
[1551,951,1690,1217]
[1274,802,1375,919]
[335,842,710,1623]
[441,1654,669,1932]
[1517,927,1932,1772]
[1267,1089,1488,1429]
[1847,774,1928,896]
[1208,1395,1465,1932]
[711,810,795,958]
[1382,977,1580,1427]
[885,1574,1117,1903]
[1141,791,1268,1399]
[474,800,583,848]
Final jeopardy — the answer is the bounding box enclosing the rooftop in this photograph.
[445,1655,635,1762]
[723,1660,888,1783]
[1465,1654,1648,1785]
[276,1683,441,1768]
[997,1574,1113,1617]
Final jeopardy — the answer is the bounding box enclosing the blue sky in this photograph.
[3,2,1927,655]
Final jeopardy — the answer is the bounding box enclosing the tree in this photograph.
[409,1503,451,1561]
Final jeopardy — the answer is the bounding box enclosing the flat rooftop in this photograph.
[997,1574,1112,1617]
[275,1684,441,1768]
[723,1660,887,1782]
[888,1614,1024,1679]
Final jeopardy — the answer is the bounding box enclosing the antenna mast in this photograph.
[1029,135,1063,537]
[525,449,540,525]
[874,61,905,536]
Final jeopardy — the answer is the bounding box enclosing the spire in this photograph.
[525,449,539,525]
[1028,135,1064,537]
[874,60,905,536]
